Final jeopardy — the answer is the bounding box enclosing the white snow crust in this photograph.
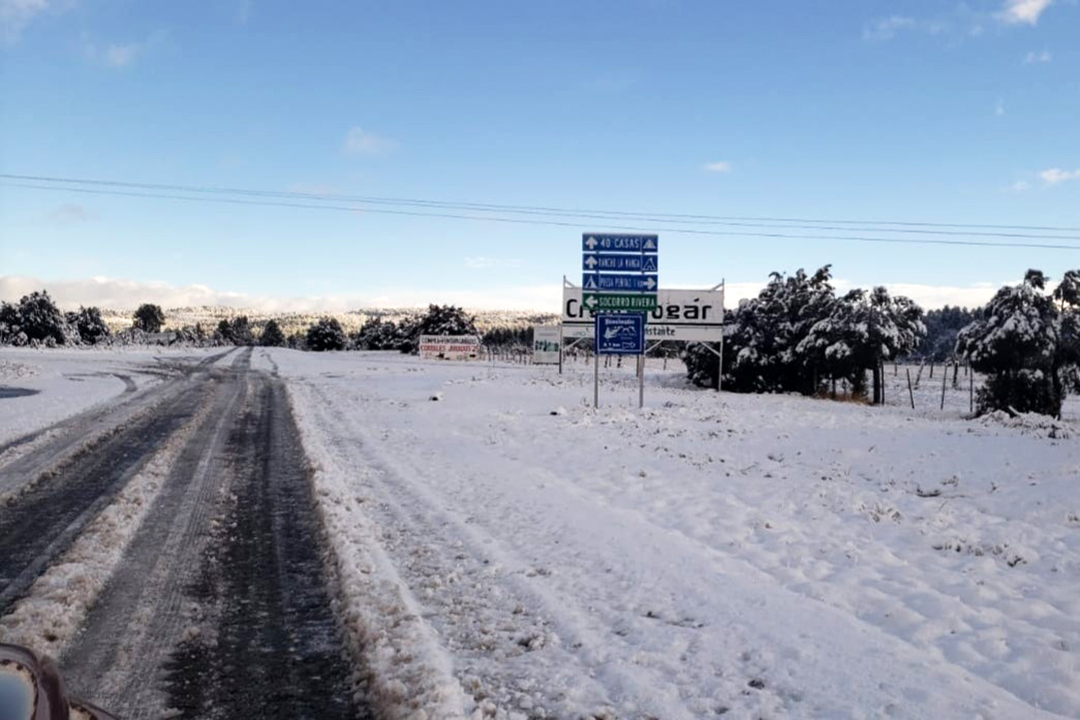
[273,349,1080,720]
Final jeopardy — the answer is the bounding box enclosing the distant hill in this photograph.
[100,306,558,336]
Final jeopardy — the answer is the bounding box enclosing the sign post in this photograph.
[582,234,658,409]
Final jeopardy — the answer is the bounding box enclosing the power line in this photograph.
[4,172,1080,237]
[6,180,1080,252]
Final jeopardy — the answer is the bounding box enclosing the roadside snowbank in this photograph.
[286,378,469,719]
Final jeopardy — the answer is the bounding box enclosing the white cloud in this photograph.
[103,42,141,67]
[0,0,58,43]
[709,280,999,310]
[1040,167,1080,185]
[1009,180,1031,192]
[48,203,98,224]
[883,282,1000,309]
[863,15,917,41]
[344,127,396,156]
[702,161,732,173]
[1024,49,1052,63]
[999,0,1053,25]
[82,31,161,69]
[0,276,562,313]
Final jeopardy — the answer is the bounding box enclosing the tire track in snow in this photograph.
[0,371,218,611]
[301,382,704,720]
[59,350,367,720]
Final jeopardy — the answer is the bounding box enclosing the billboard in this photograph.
[418,335,481,361]
[562,285,724,342]
[532,326,561,365]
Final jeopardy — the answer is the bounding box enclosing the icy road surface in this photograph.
[272,349,1080,720]
[0,348,366,720]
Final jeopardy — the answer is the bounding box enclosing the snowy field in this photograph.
[2,346,1078,719]
[264,349,1080,720]
[0,347,226,446]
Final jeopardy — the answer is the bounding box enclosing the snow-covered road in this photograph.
[274,349,1080,720]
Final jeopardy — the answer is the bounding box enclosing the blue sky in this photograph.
[1,0,1078,311]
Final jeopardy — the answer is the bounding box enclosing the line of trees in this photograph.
[1,291,110,347]
[914,306,982,362]
[684,266,926,402]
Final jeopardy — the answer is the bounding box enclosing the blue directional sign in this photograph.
[596,314,646,355]
[583,274,658,292]
[582,234,659,253]
[582,254,659,272]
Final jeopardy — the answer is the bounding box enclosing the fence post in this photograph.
[906,367,916,409]
[940,362,948,411]
[969,368,974,415]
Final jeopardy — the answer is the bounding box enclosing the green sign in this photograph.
[583,293,658,311]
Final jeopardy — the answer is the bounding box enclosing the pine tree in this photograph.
[260,319,286,347]
[133,303,166,333]
[18,290,67,345]
[956,269,1069,417]
[802,287,924,403]
[216,319,234,344]
[230,316,254,345]
[0,302,22,345]
[70,306,110,345]
[306,317,347,351]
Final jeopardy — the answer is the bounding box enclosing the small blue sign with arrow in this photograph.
[582,254,659,272]
[583,274,659,292]
[582,234,659,253]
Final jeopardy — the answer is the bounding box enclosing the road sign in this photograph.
[583,293,658,312]
[532,325,560,365]
[564,284,724,341]
[583,274,658,292]
[582,254,659,272]
[595,314,645,354]
[582,234,659,253]
[419,335,481,361]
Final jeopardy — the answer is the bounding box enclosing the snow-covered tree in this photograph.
[715,266,837,394]
[260,319,285,347]
[1055,271,1080,394]
[915,306,981,362]
[215,319,233,344]
[133,303,166,333]
[230,316,254,345]
[0,301,25,345]
[18,290,67,346]
[68,306,110,345]
[306,317,347,351]
[354,318,405,350]
[400,305,478,354]
[801,286,925,403]
[956,269,1072,417]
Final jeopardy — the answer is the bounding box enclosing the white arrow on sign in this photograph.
[645,277,657,290]
[585,256,598,269]
[644,238,656,250]
[584,296,597,311]
[585,236,598,250]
